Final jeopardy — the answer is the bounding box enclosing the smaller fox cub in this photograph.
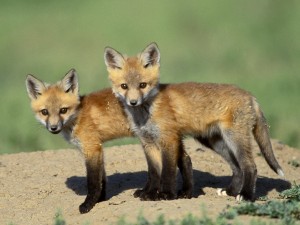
[26,69,131,213]
[104,43,284,202]
[26,69,193,213]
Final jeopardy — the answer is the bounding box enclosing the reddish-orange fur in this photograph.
[26,70,131,214]
[26,69,193,213]
[104,43,284,201]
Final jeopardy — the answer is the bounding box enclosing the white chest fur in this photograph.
[124,104,160,142]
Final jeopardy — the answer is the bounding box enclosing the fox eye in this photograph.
[60,108,68,114]
[139,82,147,89]
[144,63,150,68]
[121,83,128,89]
[41,109,48,116]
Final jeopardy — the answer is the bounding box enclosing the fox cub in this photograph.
[104,42,284,202]
[26,69,193,213]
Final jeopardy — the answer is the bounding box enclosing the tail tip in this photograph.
[277,169,284,177]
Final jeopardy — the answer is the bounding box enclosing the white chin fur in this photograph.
[36,116,47,127]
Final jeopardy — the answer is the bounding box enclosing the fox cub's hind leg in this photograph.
[177,141,193,199]
[221,129,257,201]
[195,134,244,198]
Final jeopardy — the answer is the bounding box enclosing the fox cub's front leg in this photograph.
[159,138,186,200]
[79,145,106,214]
[134,143,161,200]
[134,140,193,201]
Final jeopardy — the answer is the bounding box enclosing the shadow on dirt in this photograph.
[65,171,147,199]
[66,169,291,200]
[191,170,291,198]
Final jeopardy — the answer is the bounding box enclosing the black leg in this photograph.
[177,141,193,199]
[79,148,104,214]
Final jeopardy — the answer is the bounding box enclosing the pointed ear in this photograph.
[140,42,160,68]
[61,68,79,94]
[26,74,46,100]
[104,47,125,70]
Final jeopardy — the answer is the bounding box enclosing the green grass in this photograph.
[224,201,300,224]
[288,160,300,168]
[53,210,66,225]
[220,184,300,225]
[1,0,300,153]
[279,183,300,201]
[49,185,300,225]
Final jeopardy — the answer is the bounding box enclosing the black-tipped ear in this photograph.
[26,74,46,100]
[140,42,160,68]
[62,69,79,94]
[104,47,125,69]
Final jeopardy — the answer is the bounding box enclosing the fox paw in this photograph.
[236,194,244,202]
[140,190,160,201]
[158,191,176,200]
[79,201,96,214]
[177,190,193,199]
[236,193,255,202]
[217,188,228,196]
[133,189,144,198]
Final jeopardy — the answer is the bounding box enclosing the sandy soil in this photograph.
[0,139,299,225]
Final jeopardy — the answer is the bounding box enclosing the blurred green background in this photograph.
[0,0,299,154]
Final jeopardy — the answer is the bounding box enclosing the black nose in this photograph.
[50,125,58,131]
[130,100,138,106]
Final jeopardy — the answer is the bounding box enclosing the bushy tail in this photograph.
[252,99,284,177]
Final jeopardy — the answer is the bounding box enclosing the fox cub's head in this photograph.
[26,69,80,134]
[104,42,160,107]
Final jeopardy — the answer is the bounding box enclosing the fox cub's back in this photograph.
[155,82,255,132]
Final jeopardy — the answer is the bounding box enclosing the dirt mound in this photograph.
[0,139,298,224]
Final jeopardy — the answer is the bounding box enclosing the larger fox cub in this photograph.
[104,43,284,202]
[26,69,193,213]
